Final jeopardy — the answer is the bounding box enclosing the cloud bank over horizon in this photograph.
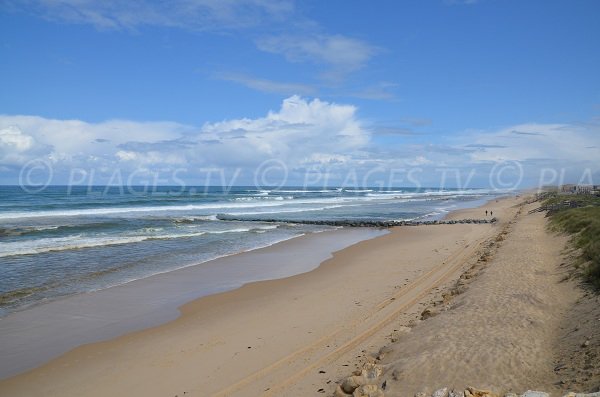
[1,96,598,189]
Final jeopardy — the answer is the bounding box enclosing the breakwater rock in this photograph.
[334,378,600,397]
[403,389,600,397]
[216,216,498,228]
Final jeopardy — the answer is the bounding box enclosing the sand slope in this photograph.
[354,204,581,396]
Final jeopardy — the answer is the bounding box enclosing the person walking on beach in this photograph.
[490,211,493,217]
[485,210,488,216]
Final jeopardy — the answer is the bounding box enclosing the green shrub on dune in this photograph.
[547,202,600,288]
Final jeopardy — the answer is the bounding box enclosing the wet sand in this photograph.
[0,227,385,379]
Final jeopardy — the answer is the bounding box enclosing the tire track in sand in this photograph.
[212,225,497,397]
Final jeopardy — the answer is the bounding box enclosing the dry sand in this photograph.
[0,196,593,396]
[365,202,577,395]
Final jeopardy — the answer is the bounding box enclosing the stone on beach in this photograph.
[561,394,600,397]
[377,345,394,360]
[336,385,351,397]
[520,391,549,397]
[361,363,383,380]
[342,376,367,394]
[420,307,438,320]
[353,384,385,397]
[342,386,600,397]
[433,387,449,397]
[464,386,499,397]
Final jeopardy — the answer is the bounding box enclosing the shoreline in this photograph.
[0,195,518,396]
[0,193,500,318]
[0,227,385,379]
[0,194,504,380]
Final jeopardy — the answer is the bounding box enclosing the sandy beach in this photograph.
[4,2,598,396]
[0,195,595,396]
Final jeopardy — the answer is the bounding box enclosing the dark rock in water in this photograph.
[215,214,495,228]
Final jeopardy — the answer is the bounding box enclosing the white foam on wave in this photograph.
[364,189,488,200]
[267,189,339,193]
[0,189,491,221]
[0,196,357,220]
[226,204,345,216]
[172,214,219,223]
[232,195,293,202]
[0,201,295,220]
[0,225,279,258]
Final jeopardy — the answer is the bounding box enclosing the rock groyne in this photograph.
[216,216,498,228]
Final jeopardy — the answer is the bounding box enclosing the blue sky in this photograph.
[1,0,599,188]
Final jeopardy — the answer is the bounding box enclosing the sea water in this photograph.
[0,185,498,316]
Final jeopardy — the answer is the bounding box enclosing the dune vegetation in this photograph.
[545,194,600,289]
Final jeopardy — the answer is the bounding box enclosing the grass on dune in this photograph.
[543,193,600,208]
[545,195,600,289]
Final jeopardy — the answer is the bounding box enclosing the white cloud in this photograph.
[6,1,386,94]
[0,125,37,165]
[5,0,294,31]
[195,95,367,165]
[0,125,34,151]
[0,115,194,169]
[466,122,600,164]
[256,34,378,81]
[1,105,598,187]
[0,96,369,181]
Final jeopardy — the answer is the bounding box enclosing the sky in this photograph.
[0,0,599,189]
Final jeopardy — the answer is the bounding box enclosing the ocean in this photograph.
[0,185,498,316]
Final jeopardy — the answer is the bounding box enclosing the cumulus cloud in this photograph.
[0,96,368,183]
[192,95,367,167]
[1,102,598,187]
[0,115,194,171]
[0,126,35,165]
[0,126,34,151]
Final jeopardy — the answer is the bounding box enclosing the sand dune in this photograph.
[366,204,576,396]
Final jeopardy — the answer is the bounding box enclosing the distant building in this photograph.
[576,185,593,194]
[558,184,598,195]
